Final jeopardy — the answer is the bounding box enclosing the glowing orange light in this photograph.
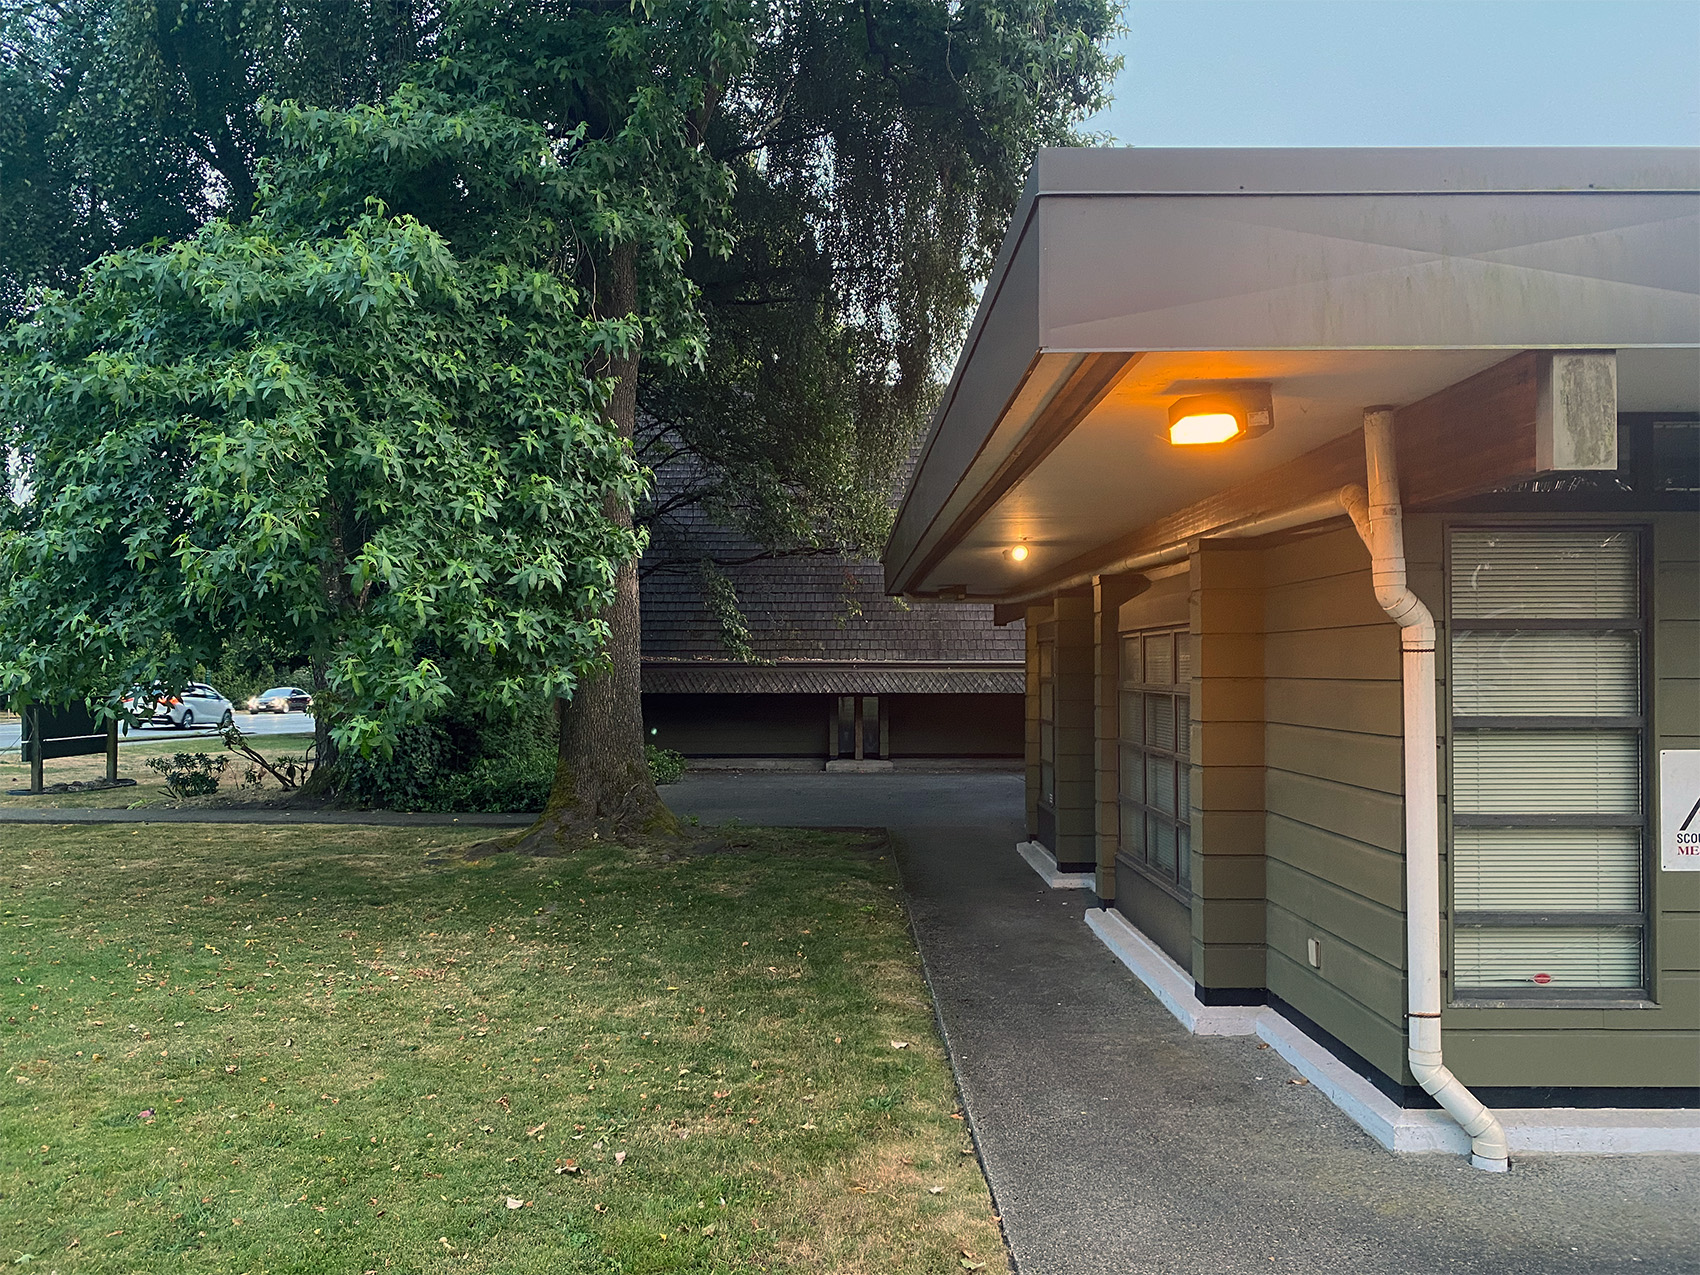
[1009,544,1029,562]
[1169,412,1243,446]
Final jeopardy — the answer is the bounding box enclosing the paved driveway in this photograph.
[665,771,1699,1275]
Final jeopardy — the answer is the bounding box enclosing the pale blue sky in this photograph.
[1085,0,1700,146]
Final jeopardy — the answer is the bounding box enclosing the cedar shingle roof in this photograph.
[639,476,1023,695]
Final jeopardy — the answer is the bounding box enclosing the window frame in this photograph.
[1442,518,1654,1006]
[1115,624,1192,902]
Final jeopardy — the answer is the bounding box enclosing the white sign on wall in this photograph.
[1661,750,1700,872]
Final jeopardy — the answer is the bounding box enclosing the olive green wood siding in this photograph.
[1049,593,1097,868]
[1094,574,1150,901]
[1435,512,1700,1090]
[1025,605,1047,836]
[1191,545,1268,992]
[1260,525,1411,1084]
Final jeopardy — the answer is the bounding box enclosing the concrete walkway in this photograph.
[665,772,1699,1275]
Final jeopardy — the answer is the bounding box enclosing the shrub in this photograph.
[337,702,556,812]
[646,743,686,785]
[145,753,227,798]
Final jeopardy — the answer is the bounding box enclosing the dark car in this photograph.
[248,686,313,714]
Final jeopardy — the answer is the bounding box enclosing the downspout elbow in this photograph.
[1340,483,1436,643]
[1409,1022,1511,1171]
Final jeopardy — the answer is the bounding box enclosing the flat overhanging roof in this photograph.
[884,147,1700,599]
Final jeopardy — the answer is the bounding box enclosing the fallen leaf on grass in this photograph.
[504,1197,524,1210]
[526,1122,547,1137]
[614,1151,627,1166]
[890,1041,909,1049]
[961,1261,986,1271]
[555,1160,579,1175]
[928,1186,944,1195]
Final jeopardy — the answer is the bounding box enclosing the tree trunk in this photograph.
[516,244,679,851]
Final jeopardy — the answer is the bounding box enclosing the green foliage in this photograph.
[0,0,432,312]
[338,701,558,812]
[0,86,652,757]
[143,751,228,798]
[645,742,687,786]
[641,0,1123,561]
[698,559,758,663]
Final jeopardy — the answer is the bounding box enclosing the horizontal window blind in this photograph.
[1453,828,1641,911]
[1452,732,1640,815]
[1454,927,1642,989]
[1121,636,1141,684]
[1448,526,1645,994]
[1451,529,1638,619]
[1145,694,1175,750]
[1143,633,1174,685]
[1119,743,1143,803]
[1120,689,1143,742]
[1451,631,1639,716]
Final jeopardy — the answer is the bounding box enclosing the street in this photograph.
[0,710,313,753]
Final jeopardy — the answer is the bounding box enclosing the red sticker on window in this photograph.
[1531,972,1553,985]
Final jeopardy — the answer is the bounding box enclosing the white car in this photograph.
[128,683,235,730]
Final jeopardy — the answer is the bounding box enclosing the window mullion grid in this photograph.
[1447,526,1647,996]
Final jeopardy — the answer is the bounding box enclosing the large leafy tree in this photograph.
[641,0,1120,559]
[0,0,1119,843]
[0,88,650,766]
[0,0,434,312]
[537,0,1121,837]
[428,0,749,842]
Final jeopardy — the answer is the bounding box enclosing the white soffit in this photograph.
[933,347,1679,597]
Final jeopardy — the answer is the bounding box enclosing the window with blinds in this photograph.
[1116,626,1192,894]
[1448,527,1647,995]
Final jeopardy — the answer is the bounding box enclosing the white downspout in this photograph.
[1342,408,1509,1173]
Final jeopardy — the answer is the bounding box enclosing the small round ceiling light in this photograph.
[1167,384,1274,446]
[1007,544,1029,563]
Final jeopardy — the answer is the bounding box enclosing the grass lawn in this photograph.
[0,734,317,812]
[0,824,1006,1273]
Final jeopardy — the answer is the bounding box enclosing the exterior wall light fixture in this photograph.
[1168,383,1274,446]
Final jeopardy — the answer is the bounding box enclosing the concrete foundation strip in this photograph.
[1084,904,1700,1157]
